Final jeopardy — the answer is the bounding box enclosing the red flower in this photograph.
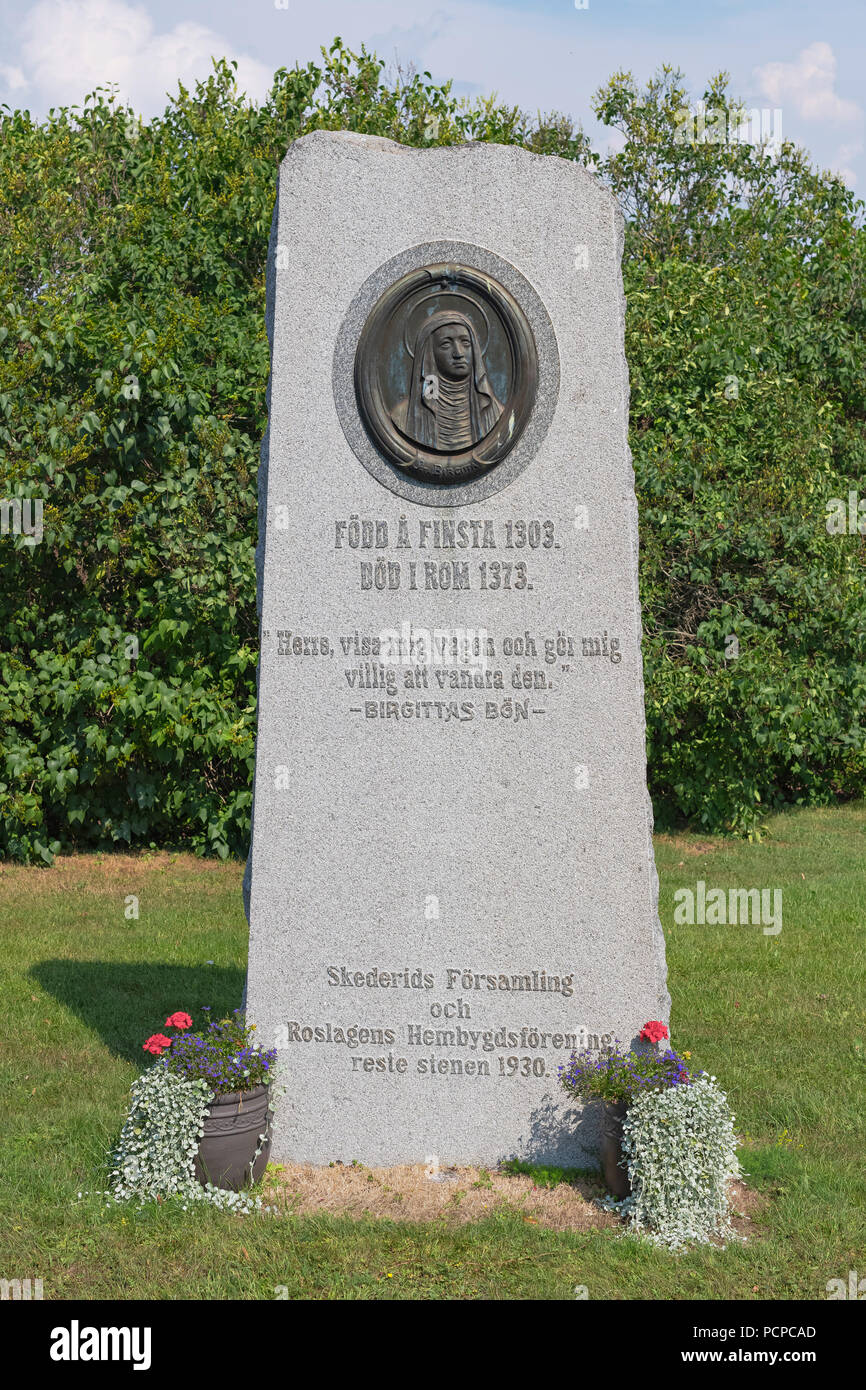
[640,1020,669,1045]
[143,1033,173,1055]
[165,1011,193,1030]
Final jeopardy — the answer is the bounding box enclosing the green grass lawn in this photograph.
[1,804,864,1300]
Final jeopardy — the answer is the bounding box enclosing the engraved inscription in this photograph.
[272,962,614,1082]
[263,508,625,726]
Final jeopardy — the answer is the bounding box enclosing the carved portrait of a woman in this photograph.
[391,309,504,452]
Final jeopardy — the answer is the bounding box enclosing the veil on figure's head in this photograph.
[401,309,503,449]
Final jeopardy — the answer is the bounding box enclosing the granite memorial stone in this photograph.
[244,131,669,1166]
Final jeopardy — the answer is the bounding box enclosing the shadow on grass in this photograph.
[30,960,245,1065]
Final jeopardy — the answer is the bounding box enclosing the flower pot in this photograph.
[194,1084,272,1190]
[600,1100,631,1197]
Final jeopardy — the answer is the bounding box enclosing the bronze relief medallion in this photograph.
[354,263,539,484]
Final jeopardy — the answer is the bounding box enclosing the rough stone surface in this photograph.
[245,130,669,1167]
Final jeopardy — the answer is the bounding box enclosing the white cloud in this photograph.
[754,41,862,125]
[0,63,28,95]
[832,140,862,187]
[16,0,272,113]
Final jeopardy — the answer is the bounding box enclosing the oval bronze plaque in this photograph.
[354,263,538,484]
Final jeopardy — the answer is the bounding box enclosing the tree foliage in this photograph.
[597,67,866,830]
[0,42,864,860]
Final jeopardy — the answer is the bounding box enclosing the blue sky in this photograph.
[1,0,863,188]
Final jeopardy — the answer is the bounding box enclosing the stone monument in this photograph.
[244,131,669,1166]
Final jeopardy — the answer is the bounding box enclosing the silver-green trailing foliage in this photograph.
[106,1065,275,1215]
[607,1076,743,1250]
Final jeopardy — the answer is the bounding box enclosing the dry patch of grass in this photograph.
[264,1165,767,1245]
[266,1162,618,1233]
[727,1179,770,1238]
[0,851,242,901]
[655,835,721,857]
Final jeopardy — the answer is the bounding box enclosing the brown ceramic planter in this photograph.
[600,1100,631,1197]
[194,1084,272,1190]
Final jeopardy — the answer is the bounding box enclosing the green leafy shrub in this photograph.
[600,68,866,832]
[1,45,864,859]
